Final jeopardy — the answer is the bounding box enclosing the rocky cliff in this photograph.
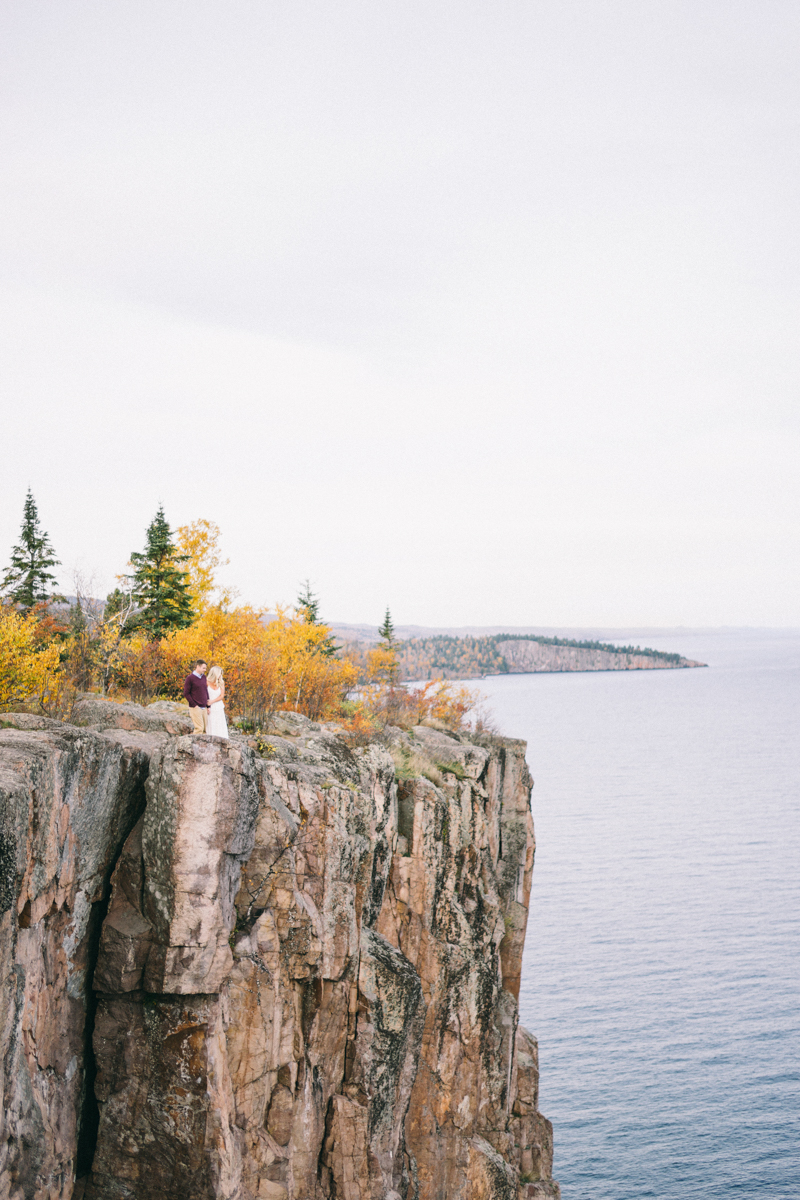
[0,700,560,1200]
[495,640,703,673]
[345,634,703,682]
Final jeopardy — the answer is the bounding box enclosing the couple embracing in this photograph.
[183,659,229,738]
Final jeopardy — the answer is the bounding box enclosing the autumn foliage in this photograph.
[0,604,61,711]
[161,605,357,724]
[1,510,482,736]
[105,605,358,725]
[337,633,481,742]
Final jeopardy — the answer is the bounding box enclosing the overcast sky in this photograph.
[1,2,798,628]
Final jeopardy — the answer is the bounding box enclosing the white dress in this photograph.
[207,686,229,738]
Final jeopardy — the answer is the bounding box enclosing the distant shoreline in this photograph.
[339,629,706,682]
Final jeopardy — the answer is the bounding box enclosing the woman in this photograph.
[206,666,229,739]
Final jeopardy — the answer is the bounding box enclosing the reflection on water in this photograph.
[476,631,800,1200]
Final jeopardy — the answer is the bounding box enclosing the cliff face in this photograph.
[0,702,560,1200]
[496,640,700,673]
[0,716,159,1198]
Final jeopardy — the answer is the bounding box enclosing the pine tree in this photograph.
[296,579,321,624]
[1,490,61,610]
[296,579,337,657]
[379,607,395,644]
[127,507,195,639]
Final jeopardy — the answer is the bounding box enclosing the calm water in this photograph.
[476,631,800,1200]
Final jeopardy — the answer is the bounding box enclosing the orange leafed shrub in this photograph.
[335,704,379,746]
[410,680,478,728]
[344,649,482,735]
[362,681,482,734]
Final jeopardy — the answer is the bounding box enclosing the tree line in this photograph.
[0,492,478,737]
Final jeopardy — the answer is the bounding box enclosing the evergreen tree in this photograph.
[296,579,321,624]
[1,490,61,610]
[127,507,195,639]
[296,579,337,657]
[379,607,395,644]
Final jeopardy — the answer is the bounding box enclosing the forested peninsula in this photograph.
[342,631,705,682]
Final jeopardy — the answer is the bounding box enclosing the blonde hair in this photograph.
[207,666,224,687]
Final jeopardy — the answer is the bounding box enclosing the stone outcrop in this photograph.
[70,697,194,738]
[0,703,560,1200]
[496,640,703,673]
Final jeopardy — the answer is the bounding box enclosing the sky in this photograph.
[1,1,798,629]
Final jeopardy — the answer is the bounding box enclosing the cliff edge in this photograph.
[0,701,560,1200]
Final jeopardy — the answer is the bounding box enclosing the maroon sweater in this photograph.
[183,672,209,708]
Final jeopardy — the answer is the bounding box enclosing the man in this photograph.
[183,659,210,733]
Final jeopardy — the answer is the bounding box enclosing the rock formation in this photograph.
[495,640,703,673]
[0,714,161,1199]
[344,632,704,681]
[0,701,560,1200]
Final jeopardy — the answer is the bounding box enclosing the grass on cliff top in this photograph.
[391,744,468,788]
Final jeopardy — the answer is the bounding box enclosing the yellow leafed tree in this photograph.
[175,519,235,612]
[262,607,358,720]
[365,641,400,686]
[0,605,62,710]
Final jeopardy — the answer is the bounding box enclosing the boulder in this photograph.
[71,694,194,736]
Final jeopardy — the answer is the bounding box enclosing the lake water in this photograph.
[475,631,800,1200]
